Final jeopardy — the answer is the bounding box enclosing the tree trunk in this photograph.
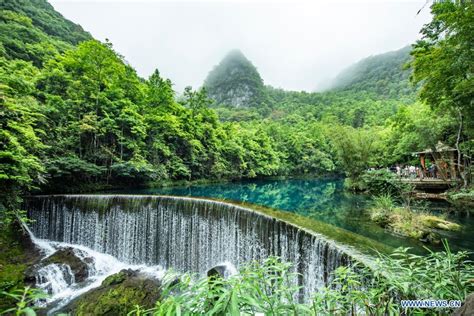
[455,108,467,188]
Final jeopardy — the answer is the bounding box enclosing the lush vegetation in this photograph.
[369,194,460,243]
[0,0,473,314]
[410,0,474,187]
[2,0,472,206]
[325,45,417,99]
[126,243,474,315]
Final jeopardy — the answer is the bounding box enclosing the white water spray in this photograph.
[23,222,165,314]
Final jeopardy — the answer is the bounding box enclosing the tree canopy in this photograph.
[0,0,471,207]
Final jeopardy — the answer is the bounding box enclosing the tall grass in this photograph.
[368,194,461,242]
[129,241,474,315]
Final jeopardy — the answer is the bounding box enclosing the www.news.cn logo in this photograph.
[401,300,462,309]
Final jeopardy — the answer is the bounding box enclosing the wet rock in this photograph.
[419,231,441,245]
[24,265,39,286]
[13,220,42,264]
[453,293,474,316]
[207,265,227,279]
[24,247,92,286]
[60,269,162,315]
[207,264,235,280]
[42,247,91,283]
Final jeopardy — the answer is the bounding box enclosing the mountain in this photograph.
[325,46,416,99]
[0,0,91,65]
[204,50,266,108]
[1,0,91,44]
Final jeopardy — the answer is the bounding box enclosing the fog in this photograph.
[50,0,432,92]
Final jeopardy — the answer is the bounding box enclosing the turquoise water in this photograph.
[115,178,474,254]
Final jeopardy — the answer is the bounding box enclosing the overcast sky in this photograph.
[50,0,432,92]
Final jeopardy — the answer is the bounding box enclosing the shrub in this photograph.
[129,242,473,315]
[359,169,406,195]
[369,194,395,225]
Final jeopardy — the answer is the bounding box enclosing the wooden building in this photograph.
[414,142,458,180]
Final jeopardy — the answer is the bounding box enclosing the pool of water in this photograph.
[112,178,474,254]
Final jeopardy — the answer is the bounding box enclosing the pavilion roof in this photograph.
[414,142,456,154]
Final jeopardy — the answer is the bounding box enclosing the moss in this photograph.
[62,269,161,316]
[419,215,461,231]
[0,221,40,311]
[368,206,461,244]
[102,270,128,286]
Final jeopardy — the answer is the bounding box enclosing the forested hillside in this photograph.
[204,50,267,108]
[0,0,91,66]
[211,46,416,124]
[0,0,284,200]
[325,46,415,99]
[1,0,471,205]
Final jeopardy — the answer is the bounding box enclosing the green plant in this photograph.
[359,169,403,195]
[369,194,395,225]
[129,242,473,315]
[0,286,47,316]
[373,194,395,211]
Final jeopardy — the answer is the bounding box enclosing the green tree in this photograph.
[411,0,474,186]
[0,57,44,213]
[331,125,380,185]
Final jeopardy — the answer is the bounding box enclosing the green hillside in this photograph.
[1,0,469,200]
[1,0,91,45]
[326,46,416,99]
[204,49,267,108]
[209,46,417,124]
[0,0,91,66]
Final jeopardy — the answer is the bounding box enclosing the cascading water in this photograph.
[25,194,359,301]
[23,223,165,314]
[36,263,75,295]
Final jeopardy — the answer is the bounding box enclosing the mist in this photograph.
[50,0,432,92]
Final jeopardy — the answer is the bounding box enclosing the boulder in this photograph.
[60,269,162,315]
[25,247,92,285]
[207,263,236,280]
[42,247,92,283]
[453,293,474,316]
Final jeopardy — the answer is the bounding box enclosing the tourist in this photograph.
[408,165,415,178]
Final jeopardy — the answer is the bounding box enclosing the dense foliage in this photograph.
[130,243,473,315]
[1,0,91,45]
[326,46,416,99]
[0,0,473,314]
[2,0,472,207]
[410,0,474,186]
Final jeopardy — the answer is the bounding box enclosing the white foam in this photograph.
[24,225,164,315]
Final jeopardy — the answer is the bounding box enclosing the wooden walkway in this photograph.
[400,178,458,190]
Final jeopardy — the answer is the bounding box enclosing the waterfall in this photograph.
[36,264,75,296]
[22,220,165,313]
[25,195,359,300]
